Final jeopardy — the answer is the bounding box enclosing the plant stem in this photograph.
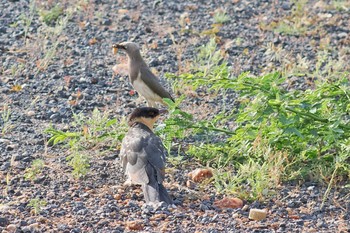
[320,164,338,209]
[269,103,350,130]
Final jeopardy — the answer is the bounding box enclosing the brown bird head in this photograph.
[112,42,142,61]
[128,107,168,129]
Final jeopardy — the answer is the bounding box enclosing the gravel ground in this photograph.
[1,0,349,232]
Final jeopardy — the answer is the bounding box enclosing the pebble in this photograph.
[281,2,291,10]
[6,224,17,231]
[0,217,9,227]
[338,32,348,39]
[0,162,10,171]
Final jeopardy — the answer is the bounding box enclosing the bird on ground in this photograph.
[120,107,173,204]
[112,42,174,107]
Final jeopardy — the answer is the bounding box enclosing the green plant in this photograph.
[159,97,234,156]
[35,8,73,73]
[165,39,349,200]
[321,139,350,208]
[39,4,64,26]
[260,0,313,36]
[166,37,230,90]
[28,198,47,215]
[66,152,90,178]
[213,137,290,200]
[329,0,350,11]
[46,108,127,177]
[20,0,36,44]
[213,11,230,24]
[1,104,12,135]
[24,159,45,181]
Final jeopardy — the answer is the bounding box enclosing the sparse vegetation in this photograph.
[213,11,230,24]
[39,4,64,26]
[24,159,45,181]
[46,108,127,178]
[28,198,47,215]
[260,0,315,36]
[165,39,350,200]
[1,104,12,135]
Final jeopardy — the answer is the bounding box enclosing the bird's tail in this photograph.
[142,182,172,204]
[158,183,172,204]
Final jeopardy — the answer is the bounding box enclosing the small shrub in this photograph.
[165,39,350,200]
[1,104,12,135]
[24,159,45,181]
[213,11,230,24]
[46,108,127,177]
[28,198,47,215]
[39,5,64,26]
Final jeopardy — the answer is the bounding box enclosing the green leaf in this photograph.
[284,127,303,138]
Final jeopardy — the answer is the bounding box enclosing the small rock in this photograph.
[199,203,209,211]
[281,2,291,10]
[214,197,243,209]
[26,110,35,117]
[249,209,268,221]
[0,162,10,171]
[0,217,9,227]
[145,27,152,33]
[51,74,60,79]
[101,18,112,26]
[338,32,347,39]
[13,153,23,161]
[186,180,196,189]
[242,204,249,211]
[149,59,160,67]
[126,220,144,231]
[296,220,304,226]
[6,224,17,232]
[7,144,17,151]
[29,222,40,230]
[36,216,47,224]
[21,226,32,233]
[0,139,11,144]
[90,77,98,84]
[188,168,213,183]
[114,194,122,200]
[71,228,81,233]
[57,224,68,230]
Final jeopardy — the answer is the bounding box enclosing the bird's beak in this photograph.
[112,43,125,54]
[159,109,168,115]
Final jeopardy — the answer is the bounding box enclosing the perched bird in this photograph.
[112,42,174,107]
[120,107,173,204]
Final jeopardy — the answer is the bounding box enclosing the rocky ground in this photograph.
[0,0,349,232]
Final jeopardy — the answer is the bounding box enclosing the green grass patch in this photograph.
[46,108,127,178]
[165,38,350,200]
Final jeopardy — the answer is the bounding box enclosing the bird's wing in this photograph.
[120,126,168,184]
[139,66,174,101]
[143,133,168,183]
[120,129,150,184]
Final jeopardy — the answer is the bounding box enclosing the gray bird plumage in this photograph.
[112,42,174,107]
[120,107,172,204]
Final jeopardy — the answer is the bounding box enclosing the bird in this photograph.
[119,107,173,204]
[112,42,174,107]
